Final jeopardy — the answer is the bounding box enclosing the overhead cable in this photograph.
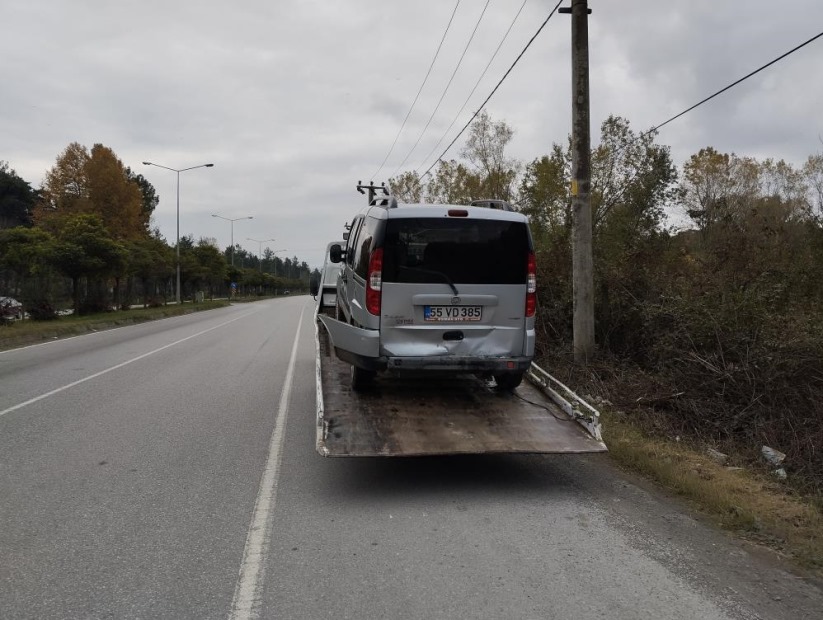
[421,0,564,179]
[371,0,462,181]
[390,0,492,179]
[646,29,823,138]
[416,0,530,175]
[599,29,823,219]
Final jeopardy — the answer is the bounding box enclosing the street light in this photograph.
[142,161,214,304]
[247,237,275,272]
[271,249,287,277]
[212,214,254,267]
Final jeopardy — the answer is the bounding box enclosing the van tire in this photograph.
[351,365,375,391]
[494,372,523,392]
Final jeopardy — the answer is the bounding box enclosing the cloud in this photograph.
[3,0,822,268]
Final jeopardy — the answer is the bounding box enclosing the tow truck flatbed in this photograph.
[315,316,608,457]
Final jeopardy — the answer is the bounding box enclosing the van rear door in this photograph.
[379,216,534,360]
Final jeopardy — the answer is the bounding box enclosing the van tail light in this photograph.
[526,251,537,317]
[366,248,383,315]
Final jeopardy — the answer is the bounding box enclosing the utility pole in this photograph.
[561,0,595,363]
[356,181,389,205]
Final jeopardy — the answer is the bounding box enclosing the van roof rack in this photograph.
[370,195,398,208]
[470,199,514,212]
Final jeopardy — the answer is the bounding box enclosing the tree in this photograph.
[590,116,678,233]
[0,227,55,313]
[49,214,127,314]
[461,110,520,200]
[125,167,160,231]
[519,144,570,234]
[0,161,37,228]
[804,154,823,218]
[388,171,423,203]
[425,159,482,204]
[191,239,227,298]
[36,142,147,240]
[125,236,174,306]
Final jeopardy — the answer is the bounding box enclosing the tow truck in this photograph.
[313,184,607,458]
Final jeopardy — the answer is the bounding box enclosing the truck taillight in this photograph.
[366,248,383,315]
[526,251,536,317]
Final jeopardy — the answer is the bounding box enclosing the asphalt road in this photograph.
[1,297,821,619]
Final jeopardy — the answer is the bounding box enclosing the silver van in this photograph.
[311,241,344,310]
[318,198,536,391]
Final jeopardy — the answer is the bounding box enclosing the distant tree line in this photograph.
[390,111,823,490]
[0,145,317,317]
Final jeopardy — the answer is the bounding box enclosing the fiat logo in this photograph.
[451,297,461,305]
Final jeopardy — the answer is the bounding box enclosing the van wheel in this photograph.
[494,372,523,392]
[351,365,375,392]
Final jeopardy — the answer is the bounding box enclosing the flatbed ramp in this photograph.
[316,319,608,457]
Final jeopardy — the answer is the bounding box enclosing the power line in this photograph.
[390,0,492,179]
[599,28,823,214]
[416,0,530,176]
[421,0,564,180]
[646,29,823,137]
[371,0,462,181]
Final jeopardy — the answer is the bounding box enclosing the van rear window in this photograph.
[382,218,529,285]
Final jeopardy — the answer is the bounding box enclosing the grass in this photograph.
[0,300,231,351]
[602,409,823,573]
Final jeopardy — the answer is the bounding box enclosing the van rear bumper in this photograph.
[385,356,532,373]
[318,314,531,373]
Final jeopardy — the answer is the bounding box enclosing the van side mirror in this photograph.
[342,232,349,241]
[329,244,344,263]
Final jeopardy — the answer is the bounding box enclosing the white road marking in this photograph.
[0,309,202,355]
[0,311,257,418]
[230,309,304,620]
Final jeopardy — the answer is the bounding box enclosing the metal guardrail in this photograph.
[526,362,603,442]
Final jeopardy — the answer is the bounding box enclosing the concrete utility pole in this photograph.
[561,0,595,363]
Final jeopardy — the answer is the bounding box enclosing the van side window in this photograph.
[346,217,363,267]
[353,216,378,279]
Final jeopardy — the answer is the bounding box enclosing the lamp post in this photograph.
[271,249,287,277]
[212,214,254,267]
[142,161,214,304]
[247,237,275,272]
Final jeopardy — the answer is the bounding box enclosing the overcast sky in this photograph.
[3,1,822,268]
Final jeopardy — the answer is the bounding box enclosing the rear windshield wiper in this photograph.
[398,266,459,295]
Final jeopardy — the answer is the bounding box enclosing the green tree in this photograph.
[125,167,160,232]
[191,239,227,298]
[425,159,483,204]
[0,161,37,229]
[519,144,570,235]
[125,236,174,306]
[388,171,424,203]
[461,110,520,200]
[0,227,55,315]
[50,214,127,314]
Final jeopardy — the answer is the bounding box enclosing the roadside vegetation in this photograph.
[390,111,823,571]
[600,406,822,572]
[0,151,317,318]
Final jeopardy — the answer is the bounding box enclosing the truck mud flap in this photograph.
[316,315,607,457]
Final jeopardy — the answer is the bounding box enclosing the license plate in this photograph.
[423,305,482,322]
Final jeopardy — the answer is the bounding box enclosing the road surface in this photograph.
[1,297,821,619]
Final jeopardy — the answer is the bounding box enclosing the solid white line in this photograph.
[0,310,257,418]
[229,309,304,620]
[0,309,202,356]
